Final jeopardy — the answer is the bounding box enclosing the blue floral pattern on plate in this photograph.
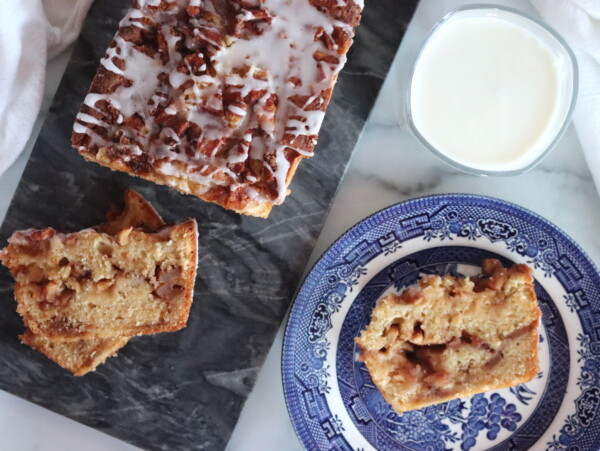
[282,194,600,450]
[338,250,565,451]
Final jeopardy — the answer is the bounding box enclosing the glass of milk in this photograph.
[406,5,578,175]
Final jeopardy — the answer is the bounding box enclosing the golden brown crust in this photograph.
[79,154,274,218]
[355,259,541,414]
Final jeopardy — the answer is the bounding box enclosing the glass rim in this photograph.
[405,3,579,177]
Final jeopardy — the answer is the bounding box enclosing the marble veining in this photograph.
[0,1,418,450]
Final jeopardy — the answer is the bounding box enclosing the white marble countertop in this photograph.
[1,0,599,449]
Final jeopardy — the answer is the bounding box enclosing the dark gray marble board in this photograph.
[0,1,418,449]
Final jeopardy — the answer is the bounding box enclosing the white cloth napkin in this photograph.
[0,0,93,176]
[531,0,600,191]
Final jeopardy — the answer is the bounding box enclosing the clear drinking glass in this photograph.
[405,4,578,176]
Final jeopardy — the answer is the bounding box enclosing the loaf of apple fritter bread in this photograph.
[0,190,198,375]
[71,0,363,218]
[355,259,541,414]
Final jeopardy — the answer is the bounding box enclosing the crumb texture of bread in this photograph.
[3,221,198,340]
[71,0,363,217]
[0,190,198,375]
[20,329,129,377]
[355,259,542,414]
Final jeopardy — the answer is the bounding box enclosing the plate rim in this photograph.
[281,193,600,450]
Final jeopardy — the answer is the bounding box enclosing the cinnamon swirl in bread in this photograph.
[72,0,363,217]
[355,259,541,414]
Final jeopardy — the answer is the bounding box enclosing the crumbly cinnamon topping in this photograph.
[72,0,362,215]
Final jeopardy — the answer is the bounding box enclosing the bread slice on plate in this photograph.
[71,0,363,217]
[0,190,198,375]
[355,259,542,414]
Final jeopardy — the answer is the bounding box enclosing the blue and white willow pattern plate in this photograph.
[282,194,600,451]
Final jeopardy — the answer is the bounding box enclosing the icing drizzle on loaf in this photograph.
[72,0,362,211]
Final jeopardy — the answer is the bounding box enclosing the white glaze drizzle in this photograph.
[74,0,362,205]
